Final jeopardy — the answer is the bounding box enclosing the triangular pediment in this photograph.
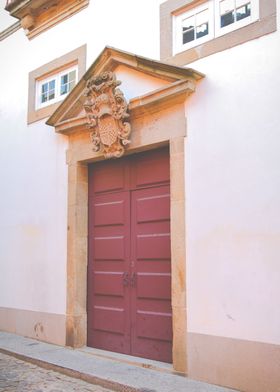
[47,46,204,132]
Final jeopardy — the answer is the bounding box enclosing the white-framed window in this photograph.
[173,1,214,53]
[215,0,259,36]
[173,0,259,54]
[36,65,78,109]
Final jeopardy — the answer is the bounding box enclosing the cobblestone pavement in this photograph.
[0,352,113,392]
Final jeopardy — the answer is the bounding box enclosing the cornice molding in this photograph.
[0,21,21,41]
[47,46,204,128]
[5,0,89,39]
[53,79,197,135]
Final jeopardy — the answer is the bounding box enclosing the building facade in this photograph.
[0,1,280,391]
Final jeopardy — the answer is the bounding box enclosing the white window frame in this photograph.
[214,0,259,37]
[173,0,259,54]
[36,65,78,110]
[173,1,214,54]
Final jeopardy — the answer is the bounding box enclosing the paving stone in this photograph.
[0,352,113,392]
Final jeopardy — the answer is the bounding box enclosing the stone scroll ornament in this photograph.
[83,71,131,159]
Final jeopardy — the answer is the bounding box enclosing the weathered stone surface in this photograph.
[0,352,112,392]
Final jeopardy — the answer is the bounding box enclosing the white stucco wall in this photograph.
[185,1,280,345]
[115,65,170,101]
[1,0,280,352]
[0,30,69,314]
[0,0,164,315]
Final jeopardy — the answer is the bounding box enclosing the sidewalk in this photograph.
[0,331,237,392]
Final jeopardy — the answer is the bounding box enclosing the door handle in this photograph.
[131,272,137,287]
[123,272,129,287]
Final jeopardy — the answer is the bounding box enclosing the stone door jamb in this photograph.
[65,131,188,374]
[62,78,197,374]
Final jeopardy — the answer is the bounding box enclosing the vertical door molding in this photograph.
[170,136,187,373]
[66,161,88,347]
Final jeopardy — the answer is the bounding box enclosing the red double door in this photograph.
[87,148,172,363]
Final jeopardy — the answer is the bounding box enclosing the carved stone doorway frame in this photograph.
[66,137,187,373]
[65,104,189,373]
[47,50,203,373]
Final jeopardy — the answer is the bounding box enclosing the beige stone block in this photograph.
[68,162,88,185]
[66,313,87,348]
[0,307,16,333]
[66,235,87,314]
[170,136,185,155]
[68,179,88,208]
[171,198,186,309]
[171,269,186,308]
[0,307,66,346]
[172,306,188,373]
[73,144,102,163]
[75,205,88,237]
[74,242,88,313]
[170,154,185,202]
[188,333,280,392]
[130,104,186,148]
[171,200,186,255]
[67,204,88,238]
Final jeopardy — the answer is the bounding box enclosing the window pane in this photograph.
[69,80,75,92]
[69,70,76,82]
[220,0,234,15]
[220,0,235,27]
[183,28,195,44]
[182,15,195,44]
[196,22,209,39]
[49,80,55,90]
[196,8,209,25]
[48,89,55,100]
[41,92,48,103]
[61,74,68,84]
[60,84,68,95]
[41,83,48,93]
[236,3,251,21]
[221,11,234,26]
[196,9,209,39]
[220,0,234,27]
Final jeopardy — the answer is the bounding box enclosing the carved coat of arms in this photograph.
[83,71,131,158]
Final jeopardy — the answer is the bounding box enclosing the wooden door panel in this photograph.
[89,159,127,194]
[88,188,130,353]
[131,148,170,189]
[94,200,126,226]
[93,307,125,334]
[136,193,170,223]
[136,233,171,260]
[131,185,172,363]
[93,272,124,296]
[137,273,171,299]
[136,311,172,341]
[94,236,125,260]
[88,329,128,354]
[88,148,172,362]
[131,333,172,363]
